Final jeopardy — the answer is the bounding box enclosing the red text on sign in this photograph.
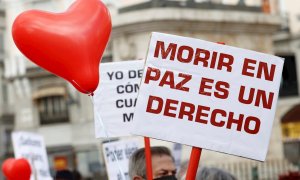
[242,58,276,81]
[146,95,261,135]
[144,67,192,92]
[238,86,274,110]
[199,77,230,99]
[154,41,234,72]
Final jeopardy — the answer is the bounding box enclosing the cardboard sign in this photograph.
[12,131,52,180]
[93,60,144,138]
[102,138,141,180]
[132,32,284,161]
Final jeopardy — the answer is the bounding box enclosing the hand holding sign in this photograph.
[12,0,111,94]
[2,158,31,180]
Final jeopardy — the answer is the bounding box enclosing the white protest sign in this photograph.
[132,32,284,161]
[102,138,141,180]
[12,131,52,180]
[94,60,144,137]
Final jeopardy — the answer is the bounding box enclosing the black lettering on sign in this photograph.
[105,147,124,162]
[116,98,137,108]
[128,69,144,79]
[107,71,124,80]
[107,72,114,80]
[19,137,41,147]
[116,84,139,94]
[125,145,138,159]
[123,113,134,122]
[117,172,129,180]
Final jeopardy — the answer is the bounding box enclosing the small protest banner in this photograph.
[93,60,144,137]
[102,138,141,180]
[132,32,284,161]
[12,131,52,180]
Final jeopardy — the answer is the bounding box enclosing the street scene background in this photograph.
[0,0,300,179]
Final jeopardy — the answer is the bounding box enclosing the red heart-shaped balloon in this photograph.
[2,158,15,179]
[12,0,111,94]
[2,158,31,180]
[10,158,32,180]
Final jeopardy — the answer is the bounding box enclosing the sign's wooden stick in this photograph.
[185,147,202,180]
[185,42,225,180]
[144,137,153,180]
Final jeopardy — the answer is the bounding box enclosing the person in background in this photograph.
[196,167,237,180]
[55,169,74,180]
[178,166,237,180]
[129,146,177,180]
[73,169,82,180]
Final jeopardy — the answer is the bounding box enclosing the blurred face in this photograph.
[152,154,177,179]
[133,154,177,180]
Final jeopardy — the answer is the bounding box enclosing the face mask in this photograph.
[153,175,177,180]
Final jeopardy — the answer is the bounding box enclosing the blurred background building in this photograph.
[0,0,300,179]
[0,0,15,176]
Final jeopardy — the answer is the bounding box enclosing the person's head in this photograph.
[129,146,177,180]
[55,169,74,180]
[196,167,236,180]
[73,169,82,180]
